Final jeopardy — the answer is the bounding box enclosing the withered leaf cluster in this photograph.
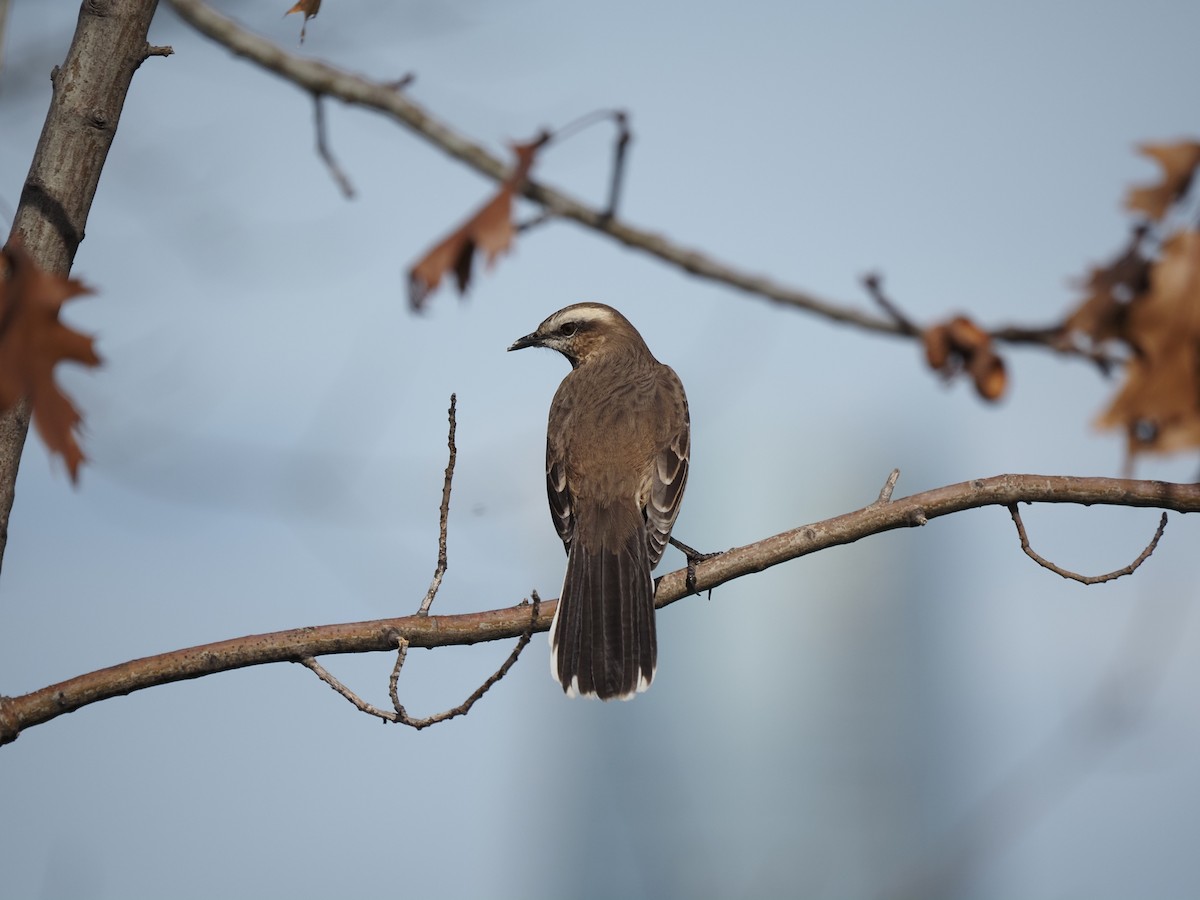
[1063,140,1200,464]
[0,241,101,482]
[408,135,548,311]
[923,315,1007,401]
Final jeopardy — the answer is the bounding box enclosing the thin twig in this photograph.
[1007,504,1168,585]
[391,593,541,730]
[297,398,535,730]
[312,93,355,199]
[873,468,902,505]
[862,273,921,336]
[300,656,395,720]
[418,393,456,615]
[605,111,631,219]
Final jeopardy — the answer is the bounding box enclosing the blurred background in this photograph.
[2,1,1199,897]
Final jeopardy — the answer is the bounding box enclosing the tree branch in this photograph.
[162,0,1083,356]
[1,0,164,569]
[1008,504,1168,585]
[2,473,1196,745]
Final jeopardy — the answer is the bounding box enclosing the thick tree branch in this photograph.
[0,0,164,568]
[2,473,1196,746]
[163,0,1080,355]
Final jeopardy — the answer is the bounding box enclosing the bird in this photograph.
[508,302,690,700]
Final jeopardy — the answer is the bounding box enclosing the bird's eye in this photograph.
[559,322,578,337]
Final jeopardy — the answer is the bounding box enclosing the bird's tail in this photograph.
[549,518,657,700]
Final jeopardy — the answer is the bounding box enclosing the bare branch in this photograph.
[300,656,395,720]
[299,594,540,731]
[3,473,1198,745]
[1007,504,1168,585]
[862,274,920,336]
[142,44,175,62]
[312,94,355,199]
[163,0,1098,362]
[873,468,902,505]
[1,0,161,571]
[298,394,527,731]
[418,394,457,615]
[390,590,541,730]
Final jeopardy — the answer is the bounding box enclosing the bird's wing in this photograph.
[645,369,690,568]
[546,436,574,553]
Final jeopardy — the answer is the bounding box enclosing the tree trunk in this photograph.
[0,0,163,569]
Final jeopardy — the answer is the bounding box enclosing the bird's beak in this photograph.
[507,332,542,352]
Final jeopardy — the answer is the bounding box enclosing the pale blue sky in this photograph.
[2,1,1199,898]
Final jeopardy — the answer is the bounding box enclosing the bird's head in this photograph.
[507,302,649,367]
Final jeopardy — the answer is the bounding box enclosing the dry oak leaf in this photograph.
[408,135,548,311]
[1096,229,1200,458]
[285,0,320,43]
[0,242,100,482]
[922,315,1007,402]
[1124,140,1200,222]
[1063,230,1150,346]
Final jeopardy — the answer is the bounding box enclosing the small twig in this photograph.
[312,93,355,199]
[873,468,902,505]
[142,44,175,61]
[300,656,395,721]
[300,396,531,730]
[862,273,921,336]
[387,633,408,712]
[604,111,631,220]
[418,394,457,615]
[539,108,632,221]
[389,593,541,730]
[515,210,554,234]
[302,591,540,730]
[1007,504,1167,585]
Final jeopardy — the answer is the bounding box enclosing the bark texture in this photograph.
[0,0,162,569]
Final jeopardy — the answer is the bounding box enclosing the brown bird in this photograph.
[509,302,689,700]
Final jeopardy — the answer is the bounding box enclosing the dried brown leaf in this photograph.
[408,137,546,310]
[1096,229,1200,459]
[0,241,100,482]
[967,349,1007,402]
[923,322,951,370]
[921,314,1008,402]
[286,0,321,43]
[1124,140,1200,222]
[1063,231,1151,346]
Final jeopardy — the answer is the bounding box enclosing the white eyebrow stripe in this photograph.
[547,305,616,327]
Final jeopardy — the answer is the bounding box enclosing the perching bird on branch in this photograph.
[509,303,690,700]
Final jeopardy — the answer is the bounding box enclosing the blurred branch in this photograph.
[0,0,164,570]
[891,591,1189,900]
[3,472,1198,745]
[0,0,10,78]
[162,0,1087,358]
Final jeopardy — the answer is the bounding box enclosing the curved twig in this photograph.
[299,593,540,731]
[1007,504,1168,585]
